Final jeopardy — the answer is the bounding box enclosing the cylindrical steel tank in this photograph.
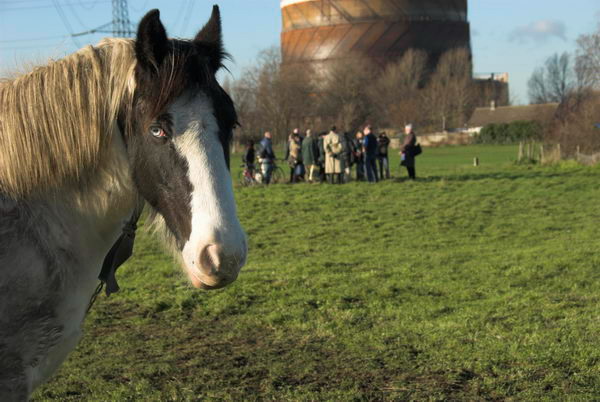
[280,0,471,71]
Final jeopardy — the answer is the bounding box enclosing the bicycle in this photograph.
[238,160,285,186]
[265,160,285,184]
[238,163,260,186]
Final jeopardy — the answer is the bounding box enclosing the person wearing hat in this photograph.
[400,123,417,180]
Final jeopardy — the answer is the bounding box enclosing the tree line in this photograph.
[224,47,475,145]
[528,24,600,155]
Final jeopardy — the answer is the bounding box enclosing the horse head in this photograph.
[125,7,246,289]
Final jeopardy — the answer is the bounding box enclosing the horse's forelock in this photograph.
[128,39,235,163]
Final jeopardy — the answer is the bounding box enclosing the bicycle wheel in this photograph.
[270,167,285,184]
[238,170,252,187]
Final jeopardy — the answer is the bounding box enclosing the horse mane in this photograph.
[0,39,137,198]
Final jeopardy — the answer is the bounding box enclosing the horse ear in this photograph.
[194,5,225,73]
[135,9,169,72]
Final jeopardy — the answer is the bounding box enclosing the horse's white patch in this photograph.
[170,93,247,288]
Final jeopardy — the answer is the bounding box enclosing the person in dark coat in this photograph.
[362,125,378,183]
[341,132,355,182]
[377,132,391,180]
[400,123,417,180]
[353,131,365,181]
[302,129,318,182]
[317,132,327,183]
[242,139,256,178]
[259,131,276,184]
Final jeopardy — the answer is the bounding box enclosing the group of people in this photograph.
[243,124,419,185]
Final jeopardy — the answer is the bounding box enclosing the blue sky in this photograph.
[1,0,598,104]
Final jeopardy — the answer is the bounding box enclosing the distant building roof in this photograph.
[468,103,559,128]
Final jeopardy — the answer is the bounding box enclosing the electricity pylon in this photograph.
[73,0,135,39]
[112,0,134,37]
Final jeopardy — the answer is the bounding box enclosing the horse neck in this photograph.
[42,133,137,274]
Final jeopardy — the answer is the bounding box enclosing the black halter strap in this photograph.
[94,114,145,297]
[97,197,145,296]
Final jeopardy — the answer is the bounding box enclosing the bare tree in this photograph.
[528,52,575,104]
[317,55,374,132]
[422,48,473,131]
[228,47,315,145]
[542,26,600,156]
[546,92,600,155]
[575,25,600,89]
[367,49,428,128]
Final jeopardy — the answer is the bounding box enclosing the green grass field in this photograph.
[33,145,600,400]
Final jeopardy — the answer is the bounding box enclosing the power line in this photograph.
[0,0,136,54]
[71,22,113,37]
[65,0,90,30]
[1,0,57,4]
[0,42,75,51]
[0,34,71,44]
[51,0,82,47]
[78,0,100,10]
[173,0,188,35]
[180,0,195,37]
[130,0,149,13]
[2,1,110,12]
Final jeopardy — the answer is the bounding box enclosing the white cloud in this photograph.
[509,20,567,44]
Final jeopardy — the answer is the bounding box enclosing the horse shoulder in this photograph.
[0,198,91,395]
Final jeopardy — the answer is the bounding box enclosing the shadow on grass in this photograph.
[390,168,589,184]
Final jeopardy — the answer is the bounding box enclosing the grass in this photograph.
[33,145,600,400]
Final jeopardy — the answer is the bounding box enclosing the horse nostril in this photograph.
[199,244,221,276]
[191,242,244,289]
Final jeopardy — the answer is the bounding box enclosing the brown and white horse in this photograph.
[0,6,246,400]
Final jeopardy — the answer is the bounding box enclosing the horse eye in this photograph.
[150,126,166,138]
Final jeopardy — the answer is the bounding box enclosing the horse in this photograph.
[0,6,247,400]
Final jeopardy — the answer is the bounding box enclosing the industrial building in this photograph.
[280,0,508,108]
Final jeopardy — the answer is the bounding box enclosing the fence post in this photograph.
[576,145,580,162]
[557,144,562,160]
[473,157,479,167]
[540,144,544,164]
[518,141,524,162]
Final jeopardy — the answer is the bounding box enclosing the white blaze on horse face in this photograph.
[170,93,247,289]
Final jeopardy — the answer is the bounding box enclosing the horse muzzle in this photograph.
[182,232,247,290]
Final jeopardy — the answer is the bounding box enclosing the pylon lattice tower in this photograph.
[112,0,134,37]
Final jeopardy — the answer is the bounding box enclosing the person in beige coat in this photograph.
[324,126,344,184]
